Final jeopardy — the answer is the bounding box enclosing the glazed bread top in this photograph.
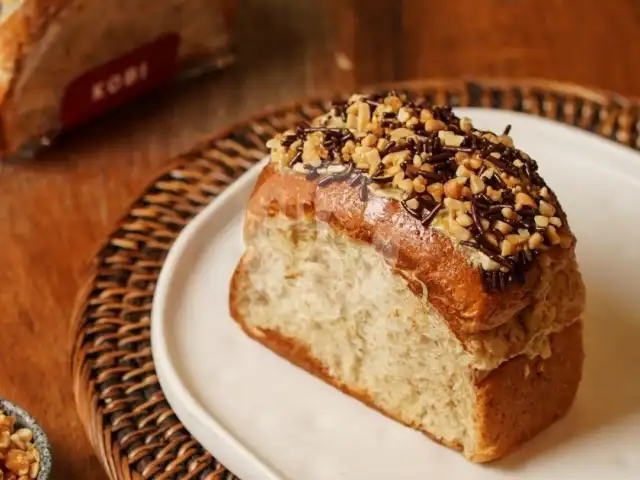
[257,92,576,335]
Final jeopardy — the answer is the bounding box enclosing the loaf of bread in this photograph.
[0,0,234,156]
[229,92,586,462]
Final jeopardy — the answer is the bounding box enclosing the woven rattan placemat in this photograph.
[71,79,640,480]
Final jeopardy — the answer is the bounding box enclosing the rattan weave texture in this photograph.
[71,79,640,480]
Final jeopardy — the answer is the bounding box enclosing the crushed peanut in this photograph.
[501,239,515,256]
[425,118,446,132]
[361,134,377,148]
[528,232,544,249]
[444,197,464,212]
[468,156,483,169]
[413,176,427,193]
[444,179,463,200]
[501,207,516,220]
[534,215,549,228]
[484,232,498,247]
[455,164,472,178]
[507,234,528,246]
[515,192,536,210]
[449,217,473,241]
[265,91,571,291]
[539,200,556,217]
[456,213,474,228]
[460,117,473,132]
[427,183,444,203]
[549,216,563,227]
[547,225,561,245]
[0,411,40,479]
[469,175,486,194]
[495,220,513,235]
[486,186,502,202]
[398,178,414,193]
[406,198,420,210]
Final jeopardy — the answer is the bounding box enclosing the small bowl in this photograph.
[0,398,52,479]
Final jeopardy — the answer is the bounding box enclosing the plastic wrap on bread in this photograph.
[229,91,586,462]
[0,0,235,157]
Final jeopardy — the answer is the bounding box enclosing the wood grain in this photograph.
[0,0,638,477]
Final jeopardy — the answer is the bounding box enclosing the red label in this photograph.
[61,34,180,129]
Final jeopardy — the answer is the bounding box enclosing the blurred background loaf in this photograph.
[0,0,235,157]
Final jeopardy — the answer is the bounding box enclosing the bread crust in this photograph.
[246,164,572,334]
[229,261,583,462]
[471,321,583,462]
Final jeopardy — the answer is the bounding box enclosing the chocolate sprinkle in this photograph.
[281,134,297,148]
[289,150,302,167]
[359,181,369,202]
[492,229,505,242]
[370,175,395,184]
[421,203,443,227]
[518,205,537,217]
[381,141,397,156]
[350,173,366,187]
[317,164,354,187]
[386,143,409,154]
[427,151,455,163]
[492,172,507,188]
[470,201,485,234]
[461,240,512,269]
[498,270,507,290]
[401,200,422,220]
[305,171,320,181]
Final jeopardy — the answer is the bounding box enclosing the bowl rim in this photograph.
[0,397,52,479]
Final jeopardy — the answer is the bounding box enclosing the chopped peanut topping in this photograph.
[539,200,556,217]
[266,91,570,291]
[444,179,463,200]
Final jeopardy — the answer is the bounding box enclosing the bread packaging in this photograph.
[229,92,586,462]
[0,0,235,157]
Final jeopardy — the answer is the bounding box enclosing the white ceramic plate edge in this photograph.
[151,157,281,480]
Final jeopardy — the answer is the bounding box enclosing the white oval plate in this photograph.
[152,108,640,480]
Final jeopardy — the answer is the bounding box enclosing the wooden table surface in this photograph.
[1,0,638,478]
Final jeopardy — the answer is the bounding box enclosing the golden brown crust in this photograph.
[230,262,583,462]
[247,164,572,334]
[471,321,583,462]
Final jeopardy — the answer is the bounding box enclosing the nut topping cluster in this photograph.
[266,92,572,291]
[0,411,40,480]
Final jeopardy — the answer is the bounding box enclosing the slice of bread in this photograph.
[229,92,586,462]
